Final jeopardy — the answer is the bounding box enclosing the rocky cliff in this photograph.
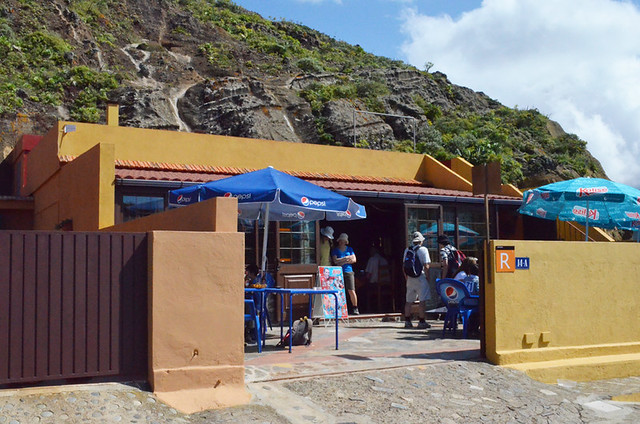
[0,0,606,188]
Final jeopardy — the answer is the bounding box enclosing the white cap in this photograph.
[320,226,334,239]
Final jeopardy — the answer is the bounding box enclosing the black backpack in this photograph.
[403,245,423,278]
[446,247,466,278]
[277,317,313,347]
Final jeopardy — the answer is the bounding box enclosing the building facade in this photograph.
[2,105,571,313]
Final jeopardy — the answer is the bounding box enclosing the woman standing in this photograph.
[331,233,359,315]
[319,226,334,266]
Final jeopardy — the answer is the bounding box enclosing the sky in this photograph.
[232,0,640,188]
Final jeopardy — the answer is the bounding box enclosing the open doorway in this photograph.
[327,199,407,314]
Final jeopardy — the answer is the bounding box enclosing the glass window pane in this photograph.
[239,219,257,266]
[407,206,440,261]
[279,221,316,265]
[122,195,164,222]
[280,232,292,248]
[458,205,487,259]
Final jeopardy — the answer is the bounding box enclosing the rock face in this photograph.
[0,0,606,189]
[179,77,317,142]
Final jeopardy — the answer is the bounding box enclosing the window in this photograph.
[115,186,170,224]
[239,219,257,266]
[121,195,164,222]
[457,206,486,258]
[278,221,316,264]
[406,204,442,262]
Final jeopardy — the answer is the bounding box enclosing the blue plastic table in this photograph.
[265,288,340,353]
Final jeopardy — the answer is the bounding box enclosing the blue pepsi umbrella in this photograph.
[519,177,640,241]
[169,167,366,272]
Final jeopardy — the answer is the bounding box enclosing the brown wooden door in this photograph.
[278,264,316,321]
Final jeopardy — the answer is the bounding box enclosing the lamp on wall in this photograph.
[63,124,76,134]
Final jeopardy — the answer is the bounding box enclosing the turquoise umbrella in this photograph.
[519,177,640,241]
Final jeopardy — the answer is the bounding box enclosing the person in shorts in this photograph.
[402,231,431,329]
[331,233,359,315]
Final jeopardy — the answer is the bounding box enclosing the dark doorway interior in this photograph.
[327,199,406,313]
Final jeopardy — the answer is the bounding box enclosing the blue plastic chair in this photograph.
[435,278,479,339]
[244,298,262,353]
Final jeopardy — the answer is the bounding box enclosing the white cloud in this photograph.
[400,0,640,187]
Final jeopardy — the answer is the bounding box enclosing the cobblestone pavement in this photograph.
[2,320,640,423]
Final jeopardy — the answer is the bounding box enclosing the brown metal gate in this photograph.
[0,231,148,387]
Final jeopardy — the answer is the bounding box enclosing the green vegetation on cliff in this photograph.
[0,0,605,187]
[0,1,124,121]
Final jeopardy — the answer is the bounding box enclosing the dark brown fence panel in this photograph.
[0,233,10,380]
[119,234,148,380]
[0,232,147,387]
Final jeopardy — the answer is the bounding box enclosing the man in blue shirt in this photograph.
[331,233,359,315]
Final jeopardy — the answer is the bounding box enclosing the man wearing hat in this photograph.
[402,231,431,329]
[438,235,460,279]
[319,226,334,266]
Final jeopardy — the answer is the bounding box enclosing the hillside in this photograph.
[0,0,606,188]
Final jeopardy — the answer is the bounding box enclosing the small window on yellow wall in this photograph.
[279,221,316,264]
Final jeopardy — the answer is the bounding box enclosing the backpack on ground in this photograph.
[403,245,423,278]
[277,316,313,347]
[447,247,466,278]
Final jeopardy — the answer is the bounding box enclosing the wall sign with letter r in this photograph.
[495,246,515,273]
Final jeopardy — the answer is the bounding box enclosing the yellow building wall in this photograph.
[421,155,472,191]
[148,230,249,413]
[485,240,640,382]
[450,156,473,182]
[556,220,614,242]
[52,121,441,183]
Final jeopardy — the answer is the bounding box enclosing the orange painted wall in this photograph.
[33,175,60,230]
[104,197,237,233]
[32,142,115,230]
[59,143,115,230]
[148,230,249,413]
[23,124,61,196]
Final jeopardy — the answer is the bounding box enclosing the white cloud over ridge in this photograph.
[400,0,640,187]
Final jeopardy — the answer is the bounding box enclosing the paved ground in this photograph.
[2,318,640,423]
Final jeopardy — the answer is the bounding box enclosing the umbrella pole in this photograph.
[260,203,270,276]
[585,199,589,242]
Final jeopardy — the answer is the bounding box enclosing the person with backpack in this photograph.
[438,235,465,279]
[402,231,431,329]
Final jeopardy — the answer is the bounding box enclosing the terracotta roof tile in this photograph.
[61,155,519,200]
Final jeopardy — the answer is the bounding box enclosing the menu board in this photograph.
[318,266,348,319]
